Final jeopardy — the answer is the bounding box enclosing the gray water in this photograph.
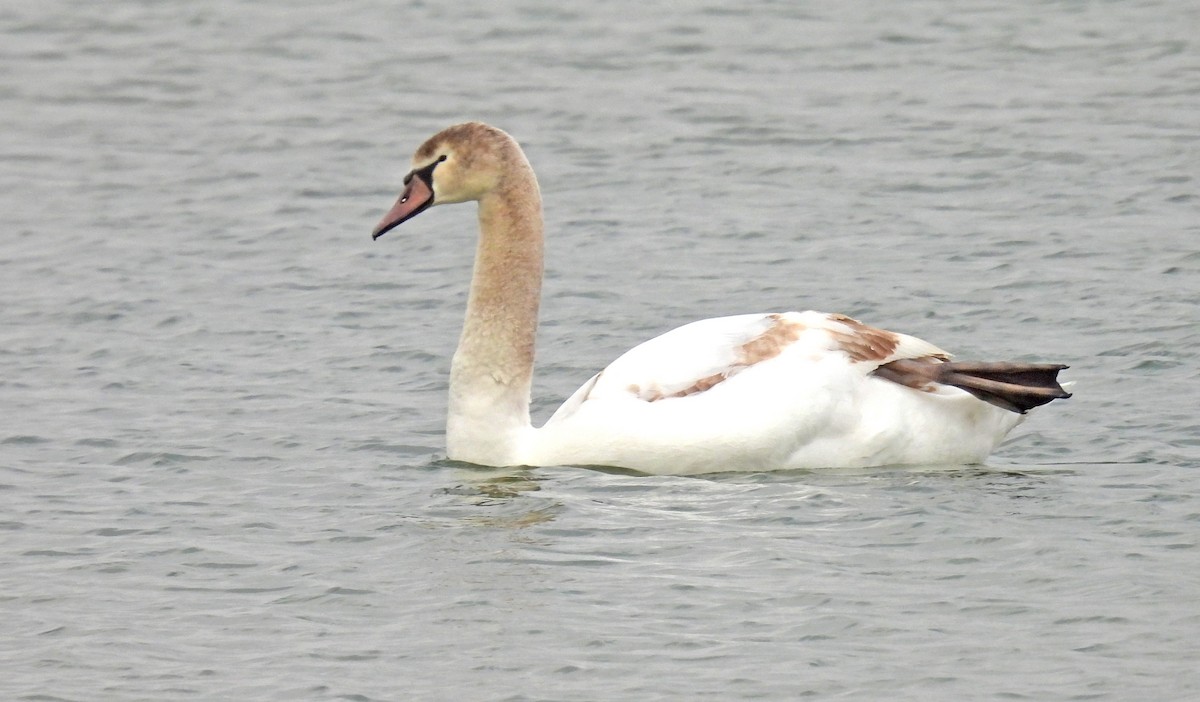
[3,0,1199,699]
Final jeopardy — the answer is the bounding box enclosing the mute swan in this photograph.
[372,122,1070,475]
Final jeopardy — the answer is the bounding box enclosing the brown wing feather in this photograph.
[874,358,1071,413]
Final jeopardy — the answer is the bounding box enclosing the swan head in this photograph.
[372,122,523,240]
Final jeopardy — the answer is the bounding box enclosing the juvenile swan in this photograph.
[372,122,1070,475]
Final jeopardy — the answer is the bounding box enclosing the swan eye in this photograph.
[437,154,448,163]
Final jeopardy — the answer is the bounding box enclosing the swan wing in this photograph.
[545,311,950,425]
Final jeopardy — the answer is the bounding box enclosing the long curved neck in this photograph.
[446,169,543,465]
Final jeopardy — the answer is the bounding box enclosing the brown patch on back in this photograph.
[741,314,805,365]
[665,372,727,399]
[653,314,806,401]
[826,314,900,363]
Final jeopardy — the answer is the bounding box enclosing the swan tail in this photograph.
[874,360,1071,414]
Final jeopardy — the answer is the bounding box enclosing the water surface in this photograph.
[2,1,1198,700]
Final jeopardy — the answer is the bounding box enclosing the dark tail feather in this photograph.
[874,360,1072,414]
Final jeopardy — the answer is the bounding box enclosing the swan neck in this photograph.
[447,173,543,464]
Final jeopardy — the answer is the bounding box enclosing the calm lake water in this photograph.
[3,1,1199,700]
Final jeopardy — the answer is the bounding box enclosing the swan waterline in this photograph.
[371,122,1070,475]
